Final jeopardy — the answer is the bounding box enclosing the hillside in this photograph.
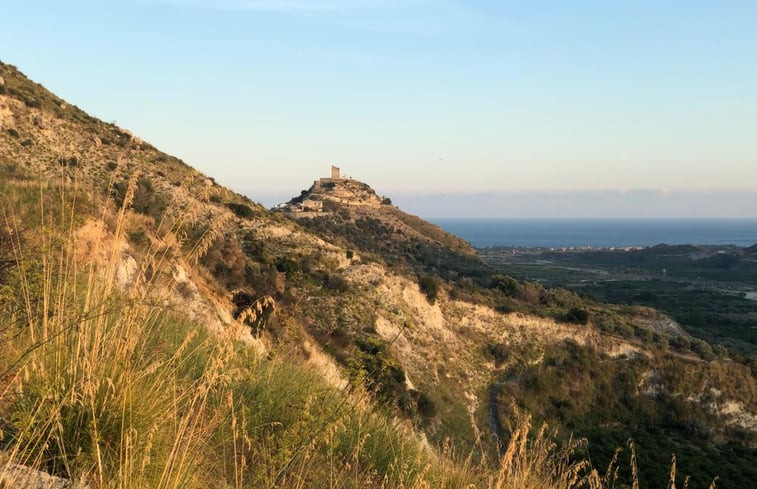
[1,61,756,488]
[275,167,483,278]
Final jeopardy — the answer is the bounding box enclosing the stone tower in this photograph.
[331,165,340,180]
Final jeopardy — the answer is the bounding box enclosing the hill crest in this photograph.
[276,165,387,212]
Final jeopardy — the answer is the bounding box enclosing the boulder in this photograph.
[0,463,89,489]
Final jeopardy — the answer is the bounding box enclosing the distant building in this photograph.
[331,165,341,180]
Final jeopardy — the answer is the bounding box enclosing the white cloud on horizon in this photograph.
[386,189,757,219]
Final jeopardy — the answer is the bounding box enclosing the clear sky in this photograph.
[2,0,756,217]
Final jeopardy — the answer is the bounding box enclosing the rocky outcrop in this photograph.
[0,464,88,489]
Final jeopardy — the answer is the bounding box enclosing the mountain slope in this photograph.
[1,60,756,489]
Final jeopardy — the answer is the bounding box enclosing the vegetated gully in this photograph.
[488,379,519,456]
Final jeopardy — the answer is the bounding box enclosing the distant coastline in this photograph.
[428,218,757,249]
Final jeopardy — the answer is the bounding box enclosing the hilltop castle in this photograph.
[313,165,344,189]
[274,165,384,215]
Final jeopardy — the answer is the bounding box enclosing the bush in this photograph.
[418,275,439,304]
[324,273,349,293]
[486,343,509,365]
[691,339,715,361]
[225,202,255,218]
[200,232,247,288]
[111,176,167,221]
[670,335,691,351]
[491,274,520,297]
[128,229,150,249]
[350,337,409,410]
[58,156,79,167]
[274,256,300,278]
[412,390,436,419]
[564,307,589,325]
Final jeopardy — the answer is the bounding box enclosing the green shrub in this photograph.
[564,307,589,325]
[225,201,254,218]
[418,275,440,303]
[691,339,715,361]
[110,176,167,221]
[349,337,411,411]
[274,256,300,278]
[491,274,520,297]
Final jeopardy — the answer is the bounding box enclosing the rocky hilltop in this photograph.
[1,61,755,489]
[277,165,386,211]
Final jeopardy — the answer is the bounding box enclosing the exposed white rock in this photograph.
[115,254,138,289]
[0,463,88,489]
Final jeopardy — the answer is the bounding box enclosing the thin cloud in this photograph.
[156,0,444,14]
[144,0,486,34]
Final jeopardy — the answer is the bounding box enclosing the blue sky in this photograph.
[2,0,756,217]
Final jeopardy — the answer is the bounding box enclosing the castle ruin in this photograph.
[313,165,346,189]
[275,165,382,215]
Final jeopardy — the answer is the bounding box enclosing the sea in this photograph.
[427,218,757,249]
